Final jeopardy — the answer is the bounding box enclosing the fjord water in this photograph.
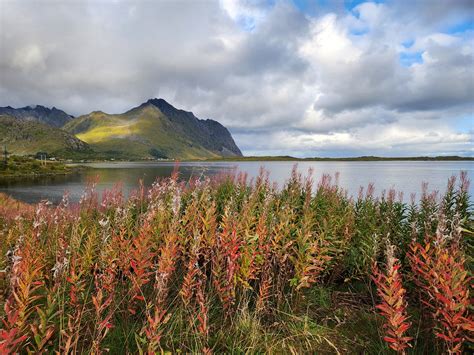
[0,161,472,204]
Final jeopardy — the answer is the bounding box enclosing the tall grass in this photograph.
[0,167,472,353]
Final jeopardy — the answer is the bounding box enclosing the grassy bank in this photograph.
[0,169,472,353]
[0,156,80,179]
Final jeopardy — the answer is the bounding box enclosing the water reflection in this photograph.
[0,161,472,204]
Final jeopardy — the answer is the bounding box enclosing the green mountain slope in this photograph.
[64,99,243,160]
[0,115,91,157]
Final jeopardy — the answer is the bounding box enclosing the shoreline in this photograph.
[1,155,471,185]
[194,155,474,162]
[64,156,474,164]
[0,162,88,181]
[67,158,474,165]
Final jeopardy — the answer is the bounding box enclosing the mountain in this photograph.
[0,99,242,160]
[0,115,90,156]
[63,98,242,159]
[0,105,73,128]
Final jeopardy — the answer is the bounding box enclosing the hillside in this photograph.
[64,98,242,160]
[0,115,90,157]
[0,105,73,127]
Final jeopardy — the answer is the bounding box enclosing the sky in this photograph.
[0,0,473,157]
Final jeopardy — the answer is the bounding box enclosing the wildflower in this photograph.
[172,189,181,216]
[98,218,109,227]
[51,255,69,280]
[372,244,412,354]
[408,231,472,354]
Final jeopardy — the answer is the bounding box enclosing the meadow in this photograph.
[0,167,472,354]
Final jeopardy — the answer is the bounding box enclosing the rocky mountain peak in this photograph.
[0,104,74,128]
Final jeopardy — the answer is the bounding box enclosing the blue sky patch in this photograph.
[236,16,257,31]
[402,39,415,48]
[345,0,385,11]
[454,115,474,133]
[291,0,327,16]
[399,51,423,67]
[350,28,369,36]
[444,20,474,34]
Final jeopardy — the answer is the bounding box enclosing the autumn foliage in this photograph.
[372,245,412,354]
[408,228,473,354]
[0,169,471,353]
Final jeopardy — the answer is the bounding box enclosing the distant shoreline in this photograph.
[68,155,474,163]
[189,155,474,162]
[2,155,473,172]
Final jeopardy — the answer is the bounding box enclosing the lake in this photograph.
[0,161,472,204]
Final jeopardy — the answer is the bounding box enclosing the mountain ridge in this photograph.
[144,98,242,157]
[63,98,242,159]
[0,105,74,128]
[0,114,90,156]
[0,98,242,159]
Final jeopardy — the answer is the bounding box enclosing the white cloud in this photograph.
[12,44,46,72]
[0,0,472,157]
[219,0,269,29]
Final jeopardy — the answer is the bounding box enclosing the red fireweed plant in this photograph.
[372,244,412,354]
[408,225,473,354]
[0,170,472,353]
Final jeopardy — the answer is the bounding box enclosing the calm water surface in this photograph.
[0,161,472,204]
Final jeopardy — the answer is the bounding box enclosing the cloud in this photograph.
[219,0,269,29]
[0,0,472,157]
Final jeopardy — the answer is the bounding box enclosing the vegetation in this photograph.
[63,99,242,160]
[0,115,90,157]
[62,107,223,160]
[0,168,472,353]
[1,98,243,160]
[0,156,77,179]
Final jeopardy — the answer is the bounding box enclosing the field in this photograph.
[0,168,472,353]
